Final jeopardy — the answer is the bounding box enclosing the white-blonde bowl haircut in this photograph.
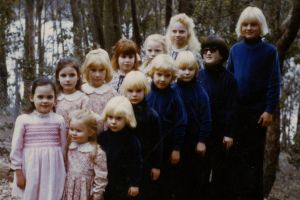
[147,54,177,81]
[143,34,167,54]
[101,96,137,128]
[69,109,98,141]
[120,71,150,95]
[82,48,113,83]
[235,6,269,38]
[175,51,199,72]
[166,13,201,53]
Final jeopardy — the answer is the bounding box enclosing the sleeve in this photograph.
[92,146,108,200]
[149,110,162,169]
[59,117,67,156]
[226,49,234,73]
[81,94,90,109]
[172,92,188,151]
[265,49,281,114]
[223,75,238,138]
[197,87,212,143]
[127,135,142,187]
[10,115,25,170]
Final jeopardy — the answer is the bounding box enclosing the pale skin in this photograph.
[258,112,273,127]
[170,150,180,165]
[128,186,139,197]
[223,136,234,150]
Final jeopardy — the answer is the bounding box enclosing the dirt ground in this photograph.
[0,115,299,200]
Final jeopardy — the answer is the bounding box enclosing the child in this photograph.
[173,50,212,199]
[55,57,89,127]
[98,96,142,200]
[63,109,108,200]
[140,34,167,74]
[227,6,281,200]
[120,71,162,200]
[198,36,237,200]
[10,77,66,200]
[110,38,140,92]
[165,13,203,68]
[81,48,118,131]
[146,54,187,200]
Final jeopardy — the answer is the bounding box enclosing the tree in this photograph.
[178,0,195,16]
[263,0,300,196]
[23,0,36,102]
[165,0,172,28]
[131,0,142,48]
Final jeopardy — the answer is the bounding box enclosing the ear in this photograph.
[29,96,34,102]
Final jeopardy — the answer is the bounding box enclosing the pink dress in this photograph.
[63,142,108,200]
[10,111,66,200]
[56,90,89,128]
[81,83,117,131]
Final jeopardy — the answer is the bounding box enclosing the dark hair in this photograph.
[111,38,140,71]
[55,57,82,93]
[201,35,229,63]
[24,77,57,114]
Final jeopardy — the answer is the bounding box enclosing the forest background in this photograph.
[0,0,300,199]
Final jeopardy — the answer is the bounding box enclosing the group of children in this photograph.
[10,6,280,200]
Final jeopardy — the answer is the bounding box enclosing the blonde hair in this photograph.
[175,51,199,73]
[102,96,137,128]
[120,71,150,95]
[69,109,98,142]
[235,6,269,38]
[166,13,200,53]
[82,48,113,83]
[143,34,167,55]
[147,54,177,81]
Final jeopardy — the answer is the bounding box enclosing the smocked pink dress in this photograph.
[56,90,89,128]
[63,142,108,200]
[10,111,66,200]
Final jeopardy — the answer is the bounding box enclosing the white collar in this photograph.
[69,142,95,152]
[57,91,84,101]
[114,69,126,76]
[33,110,51,118]
[81,83,112,95]
[172,45,188,52]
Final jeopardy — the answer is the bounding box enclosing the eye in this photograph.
[37,95,44,99]
[59,73,66,78]
[128,89,133,93]
[47,95,54,100]
[136,89,142,93]
[90,68,97,72]
[69,73,77,77]
[116,116,123,121]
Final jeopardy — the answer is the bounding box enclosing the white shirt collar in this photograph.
[69,142,95,152]
[81,83,112,95]
[57,90,85,101]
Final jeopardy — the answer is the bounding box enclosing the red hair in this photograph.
[111,38,140,71]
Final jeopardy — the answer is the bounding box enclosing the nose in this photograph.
[246,24,251,30]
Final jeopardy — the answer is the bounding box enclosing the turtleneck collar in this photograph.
[243,36,262,45]
[177,77,197,86]
[204,62,225,73]
[151,81,171,91]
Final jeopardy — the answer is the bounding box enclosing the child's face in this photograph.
[153,70,173,89]
[125,88,145,105]
[107,115,126,132]
[241,19,261,39]
[146,40,164,60]
[203,47,223,65]
[58,66,79,94]
[69,120,89,144]
[171,22,189,48]
[31,85,55,114]
[88,66,106,87]
[178,66,197,82]
[118,54,135,73]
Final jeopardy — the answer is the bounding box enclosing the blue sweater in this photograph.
[146,82,187,156]
[227,38,281,114]
[173,78,211,144]
[198,65,237,140]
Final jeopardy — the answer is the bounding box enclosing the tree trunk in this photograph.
[165,0,172,28]
[70,0,83,60]
[36,0,45,76]
[0,27,8,109]
[23,0,36,102]
[294,105,300,148]
[263,0,300,197]
[178,0,195,16]
[131,0,142,49]
[91,0,105,48]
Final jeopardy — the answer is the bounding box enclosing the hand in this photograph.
[196,142,206,156]
[90,193,104,200]
[258,112,273,127]
[223,136,233,150]
[16,169,26,189]
[170,150,180,165]
[151,168,160,181]
[128,186,139,197]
